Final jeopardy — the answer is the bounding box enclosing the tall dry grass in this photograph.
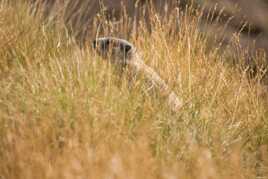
[0,1,268,179]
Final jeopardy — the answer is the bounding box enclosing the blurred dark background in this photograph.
[29,0,268,82]
[29,0,268,52]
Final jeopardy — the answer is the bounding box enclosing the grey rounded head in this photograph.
[92,37,134,65]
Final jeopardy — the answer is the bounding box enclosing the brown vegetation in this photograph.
[93,37,183,112]
[0,1,268,179]
[29,0,268,77]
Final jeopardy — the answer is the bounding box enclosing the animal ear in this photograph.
[125,44,132,53]
[120,43,132,54]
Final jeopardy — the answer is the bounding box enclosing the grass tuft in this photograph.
[0,2,268,179]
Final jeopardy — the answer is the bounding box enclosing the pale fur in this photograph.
[93,37,183,112]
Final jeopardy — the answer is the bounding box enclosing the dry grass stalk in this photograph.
[0,1,268,179]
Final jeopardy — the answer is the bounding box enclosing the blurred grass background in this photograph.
[0,1,268,178]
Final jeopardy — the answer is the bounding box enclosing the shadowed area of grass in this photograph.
[0,2,268,179]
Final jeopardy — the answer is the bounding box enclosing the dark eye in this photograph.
[105,39,110,46]
[101,39,110,51]
[92,40,97,49]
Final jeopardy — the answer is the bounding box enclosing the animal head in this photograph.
[92,37,134,66]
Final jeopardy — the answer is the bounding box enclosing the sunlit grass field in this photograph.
[0,1,268,178]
